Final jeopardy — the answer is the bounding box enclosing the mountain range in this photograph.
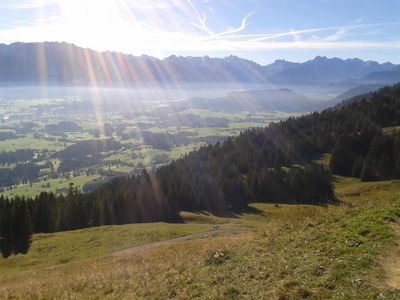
[0,42,398,86]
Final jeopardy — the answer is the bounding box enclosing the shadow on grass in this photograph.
[232,205,266,218]
[176,195,347,224]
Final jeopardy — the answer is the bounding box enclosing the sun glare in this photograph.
[53,0,137,52]
[41,0,194,56]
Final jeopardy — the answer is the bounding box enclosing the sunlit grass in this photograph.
[383,126,400,135]
[0,134,67,151]
[0,223,212,275]
[1,175,101,198]
[335,176,400,208]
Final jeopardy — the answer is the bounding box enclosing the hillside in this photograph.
[316,84,386,110]
[332,84,385,103]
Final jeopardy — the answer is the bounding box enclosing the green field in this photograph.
[0,176,399,299]
[1,175,101,198]
[0,97,291,197]
[0,135,66,151]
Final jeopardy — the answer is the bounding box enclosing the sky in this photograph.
[0,0,399,64]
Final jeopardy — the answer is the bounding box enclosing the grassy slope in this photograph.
[0,223,212,275]
[0,177,399,299]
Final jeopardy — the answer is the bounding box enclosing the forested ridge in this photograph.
[1,83,400,258]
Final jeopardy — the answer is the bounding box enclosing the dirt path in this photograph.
[112,226,244,257]
[382,223,400,289]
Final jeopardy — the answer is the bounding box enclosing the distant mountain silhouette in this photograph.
[264,56,396,84]
[0,42,397,86]
[262,59,300,76]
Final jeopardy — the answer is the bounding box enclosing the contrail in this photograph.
[214,12,254,37]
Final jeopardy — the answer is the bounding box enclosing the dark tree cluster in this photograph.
[330,132,400,181]
[0,163,41,188]
[45,121,82,135]
[141,131,191,151]
[0,149,35,165]
[153,144,334,215]
[250,164,334,204]
[58,155,102,173]
[56,138,122,159]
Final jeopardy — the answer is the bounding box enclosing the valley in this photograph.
[0,90,294,197]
